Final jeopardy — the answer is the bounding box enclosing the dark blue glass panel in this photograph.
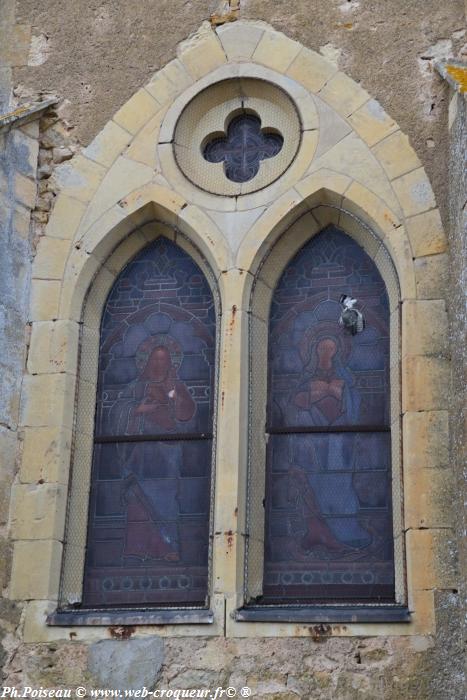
[95,239,216,438]
[268,228,390,429]
[83,239,215,607]
[263,227,394,603]
[203,114,283,183]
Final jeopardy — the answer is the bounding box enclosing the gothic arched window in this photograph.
[262,227,394,604]
[82,238,216,608]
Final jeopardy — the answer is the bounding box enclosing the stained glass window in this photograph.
[262,226,395,604]
[203,114,283,183]
[82,238,216,607]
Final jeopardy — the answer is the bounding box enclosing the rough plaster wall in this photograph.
[12,0,467,226]
[447,91,467,667]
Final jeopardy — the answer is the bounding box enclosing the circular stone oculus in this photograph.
[173,78,301,196]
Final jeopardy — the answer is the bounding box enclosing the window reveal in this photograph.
[263,227,394,604]
[82,239,216,607]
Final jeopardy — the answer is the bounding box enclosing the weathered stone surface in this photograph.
[87,638,164,690]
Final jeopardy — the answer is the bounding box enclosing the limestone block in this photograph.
[406,529,457,591]
[79,157,154,233]
[402,356,450,412]
[402,300,449,357]
[77,206,128,265]
[124,109,165,168]
[252,29,301,72]
[21,373,76,429]
[379,224,415,304]
[406,209,447,257]
[103,229,147,275]
[408,589,435,635]
[46,195,86,240]
[88,638,164,691]
[146,59,193,106]
[403,411,449,471]
[9,539,62,600]
[342,181,400,241]
[29,279,61,321]
[236,189,307,272]
[296,168,351,203]
[287,48,337,94]
[349,99,398,146]
[217,21,264,61]
[404,466,454,529]
[13,128,39,177]
[372,130,421,180]
[59,251,102,322]
[20,425,72,484]
[414,253,449,299]
[392,168,436,217]
[178,204,231,273]
[307,132,401,214]
[10,482,67,540]
[27,320,80,375]
[113,88,160,135]
[119,181,187,224]
[177,22,226,81]
[13,205,31,239]
[84,120,132,168]
[318,73,370,118]
[54,155,106,204]
[205,206,266,256]
[33,237,71,280]
[14,172,36,208]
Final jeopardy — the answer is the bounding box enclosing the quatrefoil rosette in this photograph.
[173,78,302,196]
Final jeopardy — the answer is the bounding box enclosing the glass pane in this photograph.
[263,228,394,603]
[268,227,390,429]
[95,239,216,438]
[83,239,215,607]
[83,439,212,606]
[203,114,283,183]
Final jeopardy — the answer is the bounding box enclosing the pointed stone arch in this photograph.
[14,19,451,640]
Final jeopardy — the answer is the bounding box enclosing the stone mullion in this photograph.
[211,269,250,610]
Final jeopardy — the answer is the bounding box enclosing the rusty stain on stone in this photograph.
[108,625,136,640]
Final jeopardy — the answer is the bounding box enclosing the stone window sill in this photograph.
[234,605,410,624]
[47,608,214,626]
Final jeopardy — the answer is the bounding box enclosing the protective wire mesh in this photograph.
[245,217,406,607]
[59,226,221,610]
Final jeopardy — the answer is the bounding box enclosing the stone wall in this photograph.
[10,0,467,225]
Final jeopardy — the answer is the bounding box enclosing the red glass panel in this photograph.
[262,227,395,603]
[82,239,216,607]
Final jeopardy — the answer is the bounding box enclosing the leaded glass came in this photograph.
[262,227,395,603]
[82,238,216,607]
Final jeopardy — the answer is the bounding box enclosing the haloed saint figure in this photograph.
[83,239,216,607]
[264,227,395,603]
[128,341,196,434]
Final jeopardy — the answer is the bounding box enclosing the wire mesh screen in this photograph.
[76,238,216,608]
[250,226,397,604]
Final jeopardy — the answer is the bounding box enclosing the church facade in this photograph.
[0,2,465,697]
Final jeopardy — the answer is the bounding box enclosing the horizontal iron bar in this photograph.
[235,605,410,623]
[95,432,213,444]
[267,426,390,435]
[47,608,214,626]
